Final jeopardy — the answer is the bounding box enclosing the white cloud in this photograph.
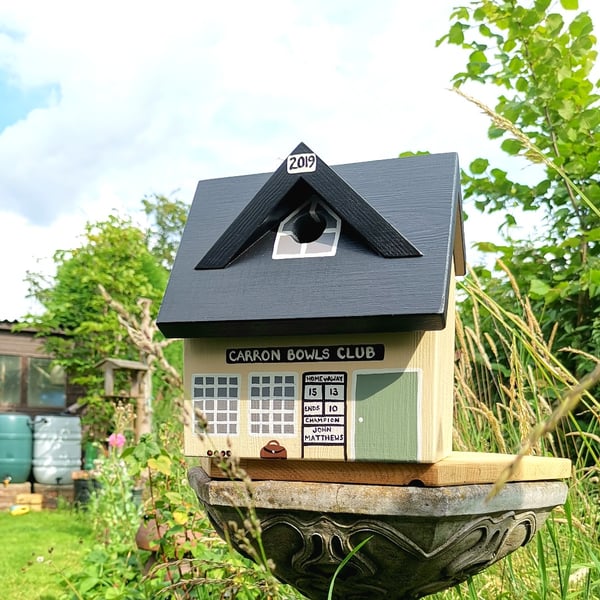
[0,0,598,319]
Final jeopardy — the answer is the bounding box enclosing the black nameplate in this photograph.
[226,344,384,364]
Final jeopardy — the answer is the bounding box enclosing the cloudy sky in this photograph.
[1,0,598,320]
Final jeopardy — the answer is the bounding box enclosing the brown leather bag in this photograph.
[260,440,287,459]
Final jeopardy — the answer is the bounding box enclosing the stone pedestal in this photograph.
[189,467,567,600]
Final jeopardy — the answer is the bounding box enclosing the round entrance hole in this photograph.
[290,212,326,243]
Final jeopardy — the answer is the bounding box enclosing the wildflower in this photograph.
[108,432,126,449]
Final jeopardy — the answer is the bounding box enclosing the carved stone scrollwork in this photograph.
[188,468,567,600]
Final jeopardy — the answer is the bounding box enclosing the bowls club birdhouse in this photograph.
[158,143,466,471]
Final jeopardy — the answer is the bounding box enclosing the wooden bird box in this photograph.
[158,143,465,467]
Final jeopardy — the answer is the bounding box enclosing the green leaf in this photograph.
[469,158,489,174]
[491,168,508,182]
[521,8,541,27]
[515,77,528,92]
[165,491,183,504]
[449,22,466,44]
[546,13,564,35]
[557,99,575,120]
[147,455,172,475]
[468,50,489,75]
[488,126,505,139]
[508,56,524,72]
[500,139,523,155]
[589,269,600,285]
[450,7,469,20]
[78,577,101,593]
[545,288,562,303]
[474,241,506,253]
[586,228,600,242]
[328,536,373,600]
[559,0,578,9]
[479,24,492,37]
[434,34,448,47]
[569,13,593,37]
[534,180,551,195]
[530,278,551,297]
[398,150,430,158]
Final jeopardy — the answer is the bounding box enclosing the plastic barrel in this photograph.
[32,415,82,485]
[0,414,32,484]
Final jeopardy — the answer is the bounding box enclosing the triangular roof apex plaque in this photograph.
[196,143,421,270]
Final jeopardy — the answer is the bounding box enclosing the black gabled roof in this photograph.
[158,147,465,339]
[197,143,421,269]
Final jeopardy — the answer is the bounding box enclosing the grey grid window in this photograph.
[249,373,296,435]
[192,374,239,435]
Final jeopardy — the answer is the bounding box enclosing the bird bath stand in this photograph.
[188,452,570,600]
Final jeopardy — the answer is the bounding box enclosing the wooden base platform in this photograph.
[201,451,571,487]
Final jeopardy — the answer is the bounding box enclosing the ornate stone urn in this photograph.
[189,465,568,600]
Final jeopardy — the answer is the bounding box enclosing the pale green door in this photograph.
[354,371,419,461]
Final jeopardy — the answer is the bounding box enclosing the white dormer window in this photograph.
[272,200,341,260]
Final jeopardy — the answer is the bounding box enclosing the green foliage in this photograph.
[142,193,189,271]
[397,150,430,158]
[63,543,155,600]
[132,428,300,599]
[23,205,186,442]
[88,450,143,548]
[65,407,152,599]
[439,0,600,379]
[433,6,600,592]
[60,423,303,599]
[431,273,599,599]
[80,393,119,445]
[25,214,167,385]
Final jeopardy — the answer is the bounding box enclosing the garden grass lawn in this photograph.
[0,508,94,600]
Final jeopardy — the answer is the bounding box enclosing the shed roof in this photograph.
[95,358,149,371]
[0,320,19,331]
[158,146,465,338]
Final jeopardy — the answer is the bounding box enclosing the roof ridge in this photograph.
[196,143,421,270]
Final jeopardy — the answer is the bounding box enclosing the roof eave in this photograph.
[157,312,447,339]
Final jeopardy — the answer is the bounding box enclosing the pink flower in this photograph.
[108,432,126,449]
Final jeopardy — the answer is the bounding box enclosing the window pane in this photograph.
[0,355,21,405]
[248,372,296,436]
[273,202,341,260]
[304,233,337,255]
[28,358,66,408]
[191,373,239,436]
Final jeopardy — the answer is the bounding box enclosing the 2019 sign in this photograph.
[287,152,317,174]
